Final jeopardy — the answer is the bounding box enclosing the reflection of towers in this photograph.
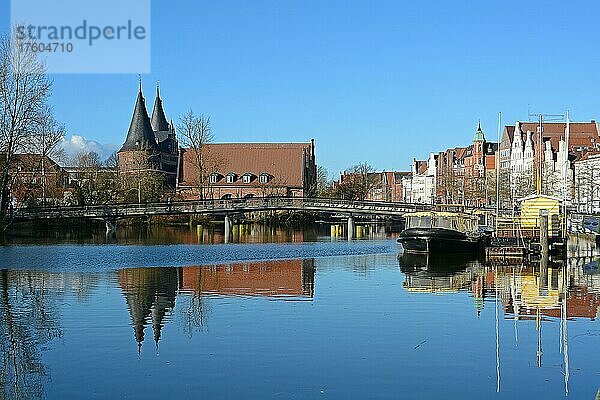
[118,268,179,353]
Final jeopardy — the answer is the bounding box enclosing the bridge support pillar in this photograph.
[105,219,117,235]
[347,216,355,240]
[224,215,233,243]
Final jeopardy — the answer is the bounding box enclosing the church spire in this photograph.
[119,83,158,152]
[151,81,170,132]
[474,120,486,142]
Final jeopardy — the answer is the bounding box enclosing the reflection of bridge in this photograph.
[12,197,437,235]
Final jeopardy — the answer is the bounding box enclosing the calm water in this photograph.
[1,228,600,399]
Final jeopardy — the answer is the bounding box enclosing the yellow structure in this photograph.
[518,195,562,237]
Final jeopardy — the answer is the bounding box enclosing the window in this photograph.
[242,175,251,183]
[259,174,270,184]
[226,175,235,183]
[210,174,219,183]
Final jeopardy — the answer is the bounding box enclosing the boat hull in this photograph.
[397,227,483,254]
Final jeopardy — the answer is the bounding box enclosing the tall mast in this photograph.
[495,266,501,393]
[563,111,570,237]
[537,115,543,195]
[496,112,502,225]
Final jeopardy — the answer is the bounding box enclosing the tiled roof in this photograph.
[182,142,312,187]
[506,121,599,152]
[120,90,158,152]
[12,154,63,172]
[455,147,467,159]
[416,160,427,175]
[150,85,170,133]
[394,171,411,180]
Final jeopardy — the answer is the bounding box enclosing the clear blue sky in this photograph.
[2,0,600,176]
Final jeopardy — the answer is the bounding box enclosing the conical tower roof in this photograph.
[151,83,170,133]
[120,86,158,152]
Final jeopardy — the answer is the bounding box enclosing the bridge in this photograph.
[11,197,438,237]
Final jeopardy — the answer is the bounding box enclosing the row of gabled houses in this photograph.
[405,119,600,212]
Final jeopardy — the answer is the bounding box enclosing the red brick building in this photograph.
[10,154,68,206]
[336,170,410,202]
[435,123,497,206]
[179,142,317,199]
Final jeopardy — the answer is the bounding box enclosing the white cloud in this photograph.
[60,135,119,165]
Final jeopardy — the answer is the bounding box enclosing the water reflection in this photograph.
[0,270,97,400]
[399,253,482,294]
[398,253,600,320]
[3,241,600,399]
[397,250,600,396]
[118,260,316,352]
[119,268,179,353]
[2,223,327,245]
[2,222,399,246]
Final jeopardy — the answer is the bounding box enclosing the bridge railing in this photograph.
[11,196,436,220]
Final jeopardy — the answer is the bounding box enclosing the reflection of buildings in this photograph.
[194,224,316,245]
[118,259,315,351]
[398,257,600,395]
[119,268,179,353]
[479,265,600,320]
[399,255,600,320]
[181,259,315,298]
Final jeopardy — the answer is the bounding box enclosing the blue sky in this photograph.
[2,0,600,175]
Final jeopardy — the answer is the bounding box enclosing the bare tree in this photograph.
[333,162,378,201]
[0,29,52,225]
[177,110,213,199]
[71,151,120,205]
[316,165,332,197]
[28,107,65,205]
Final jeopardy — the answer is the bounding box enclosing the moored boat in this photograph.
[397,211,486,254]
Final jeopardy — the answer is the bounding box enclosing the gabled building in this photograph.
[118,83,179,187]
[499,120,600,206]
[179,141,317,199]
[574,153,600,213]
[410,153,436,204]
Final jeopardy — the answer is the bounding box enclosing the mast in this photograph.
[496,112,502,235]
[563,111,570,237]
[537,115,543,195]
[495,266,501,393]
[562,265,570,396]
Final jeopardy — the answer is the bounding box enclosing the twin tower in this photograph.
[118,83,179,186]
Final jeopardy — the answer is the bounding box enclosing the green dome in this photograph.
[474,121,485,142]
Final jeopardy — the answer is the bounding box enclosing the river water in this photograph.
[1,225,599,399]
